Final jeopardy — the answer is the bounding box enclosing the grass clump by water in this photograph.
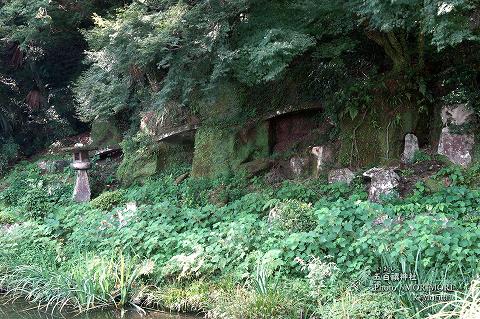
[0,253,152,313]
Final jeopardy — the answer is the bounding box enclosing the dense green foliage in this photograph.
[73,0,480,129]
[1,1,480,318]
[1,0,479,158]
[0,161,479,317]
[0,0,124,154]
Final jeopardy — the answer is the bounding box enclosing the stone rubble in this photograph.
[328,168,355,185]
[363,167,400,202]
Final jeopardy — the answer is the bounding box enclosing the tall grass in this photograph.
[381,250,470,318]
[0,253,152,313]
[426,279,480,319]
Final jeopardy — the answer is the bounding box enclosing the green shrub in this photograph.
[0,210,16,224]
[413,150,432,163]
[0,162,73,219]
[267,199,316,232]
[0,221,61,269]
[0,138,19,176]
[276,181,319,202]
[434,165,465,185]
[18,187,59,219]
[90,190,125,211]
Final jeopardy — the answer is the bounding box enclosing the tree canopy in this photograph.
[0,0,479,155]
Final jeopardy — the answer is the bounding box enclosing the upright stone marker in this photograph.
[311,145,332,176]
[70,146,92,202]
[401,133,419,164]
[437,104,475,167]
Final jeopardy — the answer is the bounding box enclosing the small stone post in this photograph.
[71,147,92,202]
[311,146,332,177]
[401,133,419,164]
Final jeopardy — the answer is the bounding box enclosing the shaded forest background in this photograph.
[0,0,479,174]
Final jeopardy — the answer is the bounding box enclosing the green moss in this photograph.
[91,190,125,211]
[194,81,247,126]
[232,122,270,167]
[117,148,158,186]
[190,79,278,178]
[191,127,236,178]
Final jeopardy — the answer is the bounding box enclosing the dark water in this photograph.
[0,297,198,319]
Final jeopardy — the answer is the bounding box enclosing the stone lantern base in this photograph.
[73,170,91,202]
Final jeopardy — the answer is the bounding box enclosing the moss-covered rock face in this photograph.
[191,80,272,178]
[191,122,270,178]
[117,138,193,186]
[337,105,420,168]
[194,81,247,125]
[116,146,158,186]
[191,127,235,178]
[232,122,270,167]
[91,118,123,148]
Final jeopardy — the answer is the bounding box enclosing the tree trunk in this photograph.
[366,30,409,73]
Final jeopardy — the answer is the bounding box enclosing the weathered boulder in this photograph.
[289,156,310,178]
[363,167,400,202]
[328,168,355,185]
[37,160,69,173]
[240,158,273,177]
[401,133,419,164]
[437,127,474,167]
[311,146,333,175]
[441,104,474,126]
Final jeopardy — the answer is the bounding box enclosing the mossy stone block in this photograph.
[191,128,235,178]
[117,141,193,185]
[91,118,123,148]
[116,148,158,186]
[191,121,271,178]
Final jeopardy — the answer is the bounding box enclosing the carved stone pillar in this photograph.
[71,148,92,203]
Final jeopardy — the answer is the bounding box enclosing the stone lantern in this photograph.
[70,145,92,202]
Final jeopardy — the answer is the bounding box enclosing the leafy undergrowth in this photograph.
[0,161,479,318]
